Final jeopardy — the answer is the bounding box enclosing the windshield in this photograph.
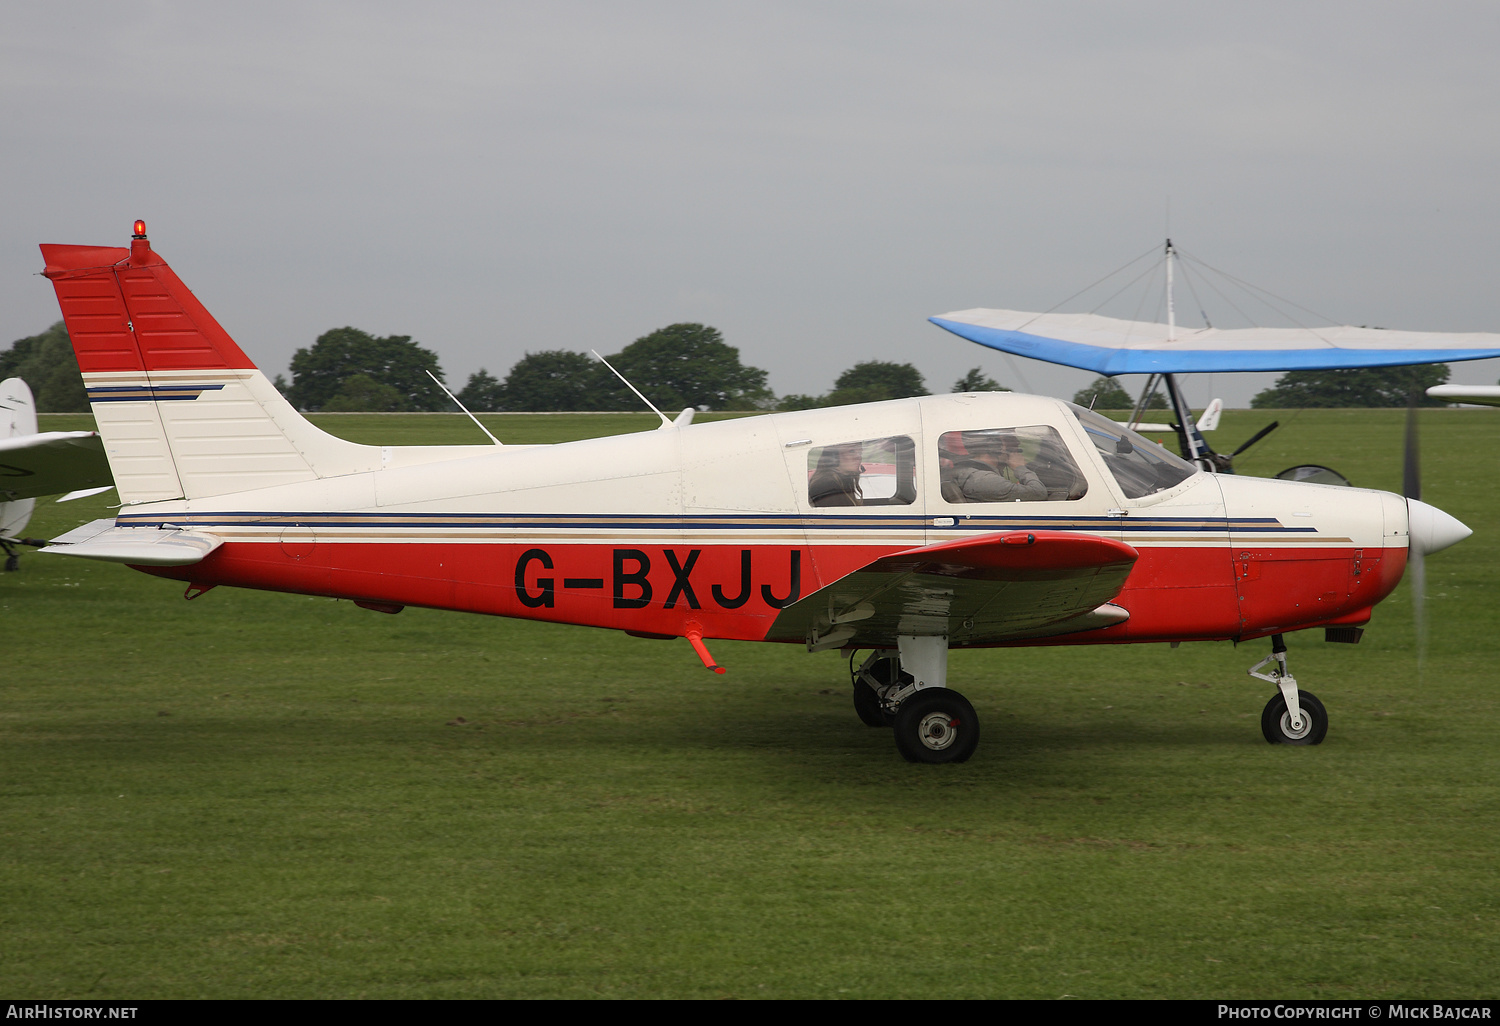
[1071,405,1197,499]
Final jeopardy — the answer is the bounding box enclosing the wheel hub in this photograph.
[916,712,961,751]
[1279,710,1311,740]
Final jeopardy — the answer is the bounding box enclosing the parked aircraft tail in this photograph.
[40,224,473,506]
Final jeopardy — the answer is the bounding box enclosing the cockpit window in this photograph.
[1071,405,1196,499]
[807,436,916,507]
[938,426,1087,503]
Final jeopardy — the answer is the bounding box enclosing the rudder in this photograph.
[41,225,384,504]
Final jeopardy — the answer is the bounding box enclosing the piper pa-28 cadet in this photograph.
[36,224,1477,763]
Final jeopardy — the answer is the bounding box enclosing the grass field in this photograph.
[2,408,1497,999]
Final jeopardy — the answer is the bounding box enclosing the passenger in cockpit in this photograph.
[947,432,1047,502]
[809,442,864,506]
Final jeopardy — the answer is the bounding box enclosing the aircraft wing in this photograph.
[766,530,1138,649]
[39,518,222,566]
[0,431,111,501]
[931,309,1500,375]
[1427,384,1500,407]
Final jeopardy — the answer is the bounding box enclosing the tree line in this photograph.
[0,319,1462,414]
[277,323,1008,413]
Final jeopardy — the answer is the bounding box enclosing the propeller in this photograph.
[1403,396,1474,675]
[1230,420,1280,460]
[1205,420,1279,472]
[1405,397,1425,673]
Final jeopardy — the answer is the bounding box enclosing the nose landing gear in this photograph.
[1248,634,1329,745]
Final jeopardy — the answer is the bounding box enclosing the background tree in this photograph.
[0,322,88,412]
[1072,376,1166,410]
[952,367,1006,392]
[320,374,407,412]
[1251,364,1451,408]
[456,368,506,412]
[498,351,598,411]
[776,393,824,411]
[822,360,927,406]
[597,323,770,411]
[286,327,447,411]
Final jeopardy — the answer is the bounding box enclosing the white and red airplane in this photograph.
[35,224,1474,763]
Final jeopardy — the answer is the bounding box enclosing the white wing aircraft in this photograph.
[0,377,112,570]
[31,225,1475,764]
[1427,384,1500,407]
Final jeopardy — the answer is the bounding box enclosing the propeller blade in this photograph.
[1411,542,1426,676]
[1404,399,1421,501]
[1404,395,1424,673]
[1230,421,1279,459]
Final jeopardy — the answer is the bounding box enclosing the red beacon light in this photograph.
[132,220,147,239]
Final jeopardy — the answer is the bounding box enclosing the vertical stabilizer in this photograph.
[41,226,386,504]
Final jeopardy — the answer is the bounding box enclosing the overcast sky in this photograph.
[5,1,1500,409]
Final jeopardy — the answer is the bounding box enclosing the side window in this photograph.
[938,426,1087,503]
[807,436,916,507]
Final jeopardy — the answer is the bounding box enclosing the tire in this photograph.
[852,680,890,727]
[851,654,902,727]
[893,688,979,764]
[1261,689,1328,745]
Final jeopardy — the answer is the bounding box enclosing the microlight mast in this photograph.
[1129,238,1211,470]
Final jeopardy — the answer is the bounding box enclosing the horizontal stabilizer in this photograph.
[41,517,222,566]
[768,530,1138,648]
[0,431,111,501]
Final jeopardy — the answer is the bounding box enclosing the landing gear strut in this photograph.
[849,637,979,763]
[850,650,901,727]
[1248,634,1328,745]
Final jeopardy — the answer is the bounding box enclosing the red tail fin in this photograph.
[41,235,256,373]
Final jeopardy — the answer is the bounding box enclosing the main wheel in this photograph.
[1261,689,1328,745]
[851,654,901,727]
[893,688,979,764]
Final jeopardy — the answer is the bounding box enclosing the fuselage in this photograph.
[114,391,1406,646]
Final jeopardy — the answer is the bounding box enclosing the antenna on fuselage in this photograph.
[590,350,676,430]
[425,370,502,446]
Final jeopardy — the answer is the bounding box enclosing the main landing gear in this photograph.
[850,637,979,764]
[1248,634,1329,745]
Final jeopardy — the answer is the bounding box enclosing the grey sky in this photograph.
[5,1,1500,409]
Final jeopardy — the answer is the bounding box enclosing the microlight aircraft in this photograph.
[36,225,1474,763]
[933,240,1500,477]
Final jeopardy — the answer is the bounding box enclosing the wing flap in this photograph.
[767,530,1138,648]
[40,518,222,566]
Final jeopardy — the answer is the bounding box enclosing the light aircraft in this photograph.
[1427,384,1500,407]
[934,240,1500,477]
[35,224,1475,763]
[1121,396,1221,436]
[1,376,112,569]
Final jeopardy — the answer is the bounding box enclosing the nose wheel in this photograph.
[1261,689,1328,745]
[1249,634,1328,745]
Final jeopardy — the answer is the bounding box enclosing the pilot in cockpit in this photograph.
[946,432,1048,503]
[808,442,864,506]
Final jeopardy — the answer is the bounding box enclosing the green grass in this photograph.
[4,409,1498,998]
